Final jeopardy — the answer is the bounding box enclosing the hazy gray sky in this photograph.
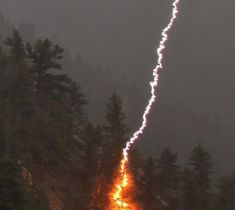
[0,0,172,73]
[0,0,234,88]
[0,0,234,81]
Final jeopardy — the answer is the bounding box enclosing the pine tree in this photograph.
[216,171,235,210]
[0,56,34,158]
[156,148,179,210]
[76,123,105,209]
[157,148,178,191]
[2,32,33,117]
[140,156,158,210]
[5,30,26,62]
[180,168,197,210]
[26,38,64,96]
[102,93,129,180]
[80,123,103,188]
[189,145,213,190]
[182,145,213,210]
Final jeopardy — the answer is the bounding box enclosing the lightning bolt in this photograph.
[111,0,181,209]
[123,0,181,164]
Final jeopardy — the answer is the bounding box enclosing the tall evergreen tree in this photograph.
[0,56,34,157]
[156,148,179,210]
[140,156,158,210]
[189,145,213,190]
[182,145,213,210]
[216,171,235,210]
[102,93,129,180]
[5,30,26,62]
[78,123,103,209]
[157,148,178,191]
[80,123,103,188]
[26,38,65,96]
[180,168,197,210]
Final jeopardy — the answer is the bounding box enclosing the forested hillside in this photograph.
[0,27,234,210]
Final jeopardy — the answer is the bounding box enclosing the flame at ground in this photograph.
[109,158,139,210]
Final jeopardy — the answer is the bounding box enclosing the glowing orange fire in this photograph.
[109,158,138,210]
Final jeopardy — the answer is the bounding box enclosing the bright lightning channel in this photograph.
[111,0,181,209]
[123,0,181,165]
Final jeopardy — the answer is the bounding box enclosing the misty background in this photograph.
[0,0,234,175]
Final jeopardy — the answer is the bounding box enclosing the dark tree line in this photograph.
[0,30,129,210]
[0,30,88,209]
[129,145,235,210]
[0,30,234,210]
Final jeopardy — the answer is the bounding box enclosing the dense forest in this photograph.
[0,29,234,210]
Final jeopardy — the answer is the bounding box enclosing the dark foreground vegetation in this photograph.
[0,30,234,210]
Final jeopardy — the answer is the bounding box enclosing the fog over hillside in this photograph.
[0,0,234,175]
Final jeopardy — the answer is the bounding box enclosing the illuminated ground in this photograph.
[108,159,139,210]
